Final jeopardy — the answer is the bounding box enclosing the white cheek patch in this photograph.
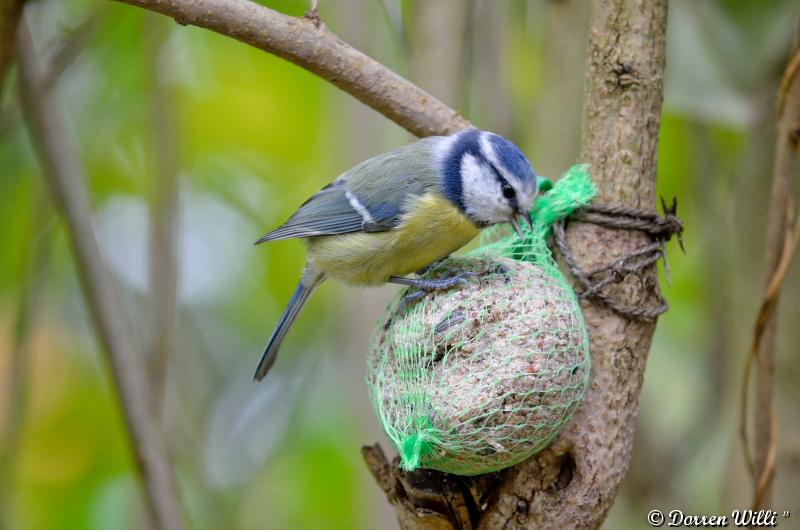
[460,154,511,224]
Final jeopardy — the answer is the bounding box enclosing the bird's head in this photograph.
[438,129,537,237]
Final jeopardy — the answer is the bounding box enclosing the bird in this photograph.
[253,128,538,380]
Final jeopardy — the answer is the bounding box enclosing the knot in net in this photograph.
[367,164,597,476]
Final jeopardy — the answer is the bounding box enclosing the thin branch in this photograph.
[740,33,800,510]
[111,0,470,138]
[146,13,180,423]
[15,17,187,530]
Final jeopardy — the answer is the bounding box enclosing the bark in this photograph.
[112,0,469,137]
[16,19,187,530]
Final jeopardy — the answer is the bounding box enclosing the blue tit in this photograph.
[254,128,538,380]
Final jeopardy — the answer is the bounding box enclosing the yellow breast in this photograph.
[307,193,480,285]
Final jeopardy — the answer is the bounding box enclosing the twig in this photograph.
[145,13,180,423]
[111,0,470,138]
[15,17,187,530]
[740,32,800,510]
[305,0,320,27]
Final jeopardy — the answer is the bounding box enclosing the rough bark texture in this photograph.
[365,1,668,529]
[113,0,469,137]
[16,20,187,530]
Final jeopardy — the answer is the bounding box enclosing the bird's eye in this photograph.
[501,184,516,199]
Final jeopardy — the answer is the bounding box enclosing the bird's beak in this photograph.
[510,209,532,239]
[522,210,533,232]
[509,216,524,239]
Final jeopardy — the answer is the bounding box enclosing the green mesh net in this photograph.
[366,164,597,476]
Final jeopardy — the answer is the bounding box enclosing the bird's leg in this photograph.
[389,272,479,309]
[389,272,478,291]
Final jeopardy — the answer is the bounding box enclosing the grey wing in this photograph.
[256,181,364,242]
[256,137,441,243]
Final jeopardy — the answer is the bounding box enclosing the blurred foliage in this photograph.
[0,0,798,529]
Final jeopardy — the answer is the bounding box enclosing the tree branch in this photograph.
[16,17,187,530]
[111,0,470,138]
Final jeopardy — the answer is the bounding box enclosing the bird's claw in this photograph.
[400,289,428,310]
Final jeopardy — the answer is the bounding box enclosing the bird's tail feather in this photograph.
[254,265,325,381]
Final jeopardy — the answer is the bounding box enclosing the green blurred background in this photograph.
[1,0,799,529]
